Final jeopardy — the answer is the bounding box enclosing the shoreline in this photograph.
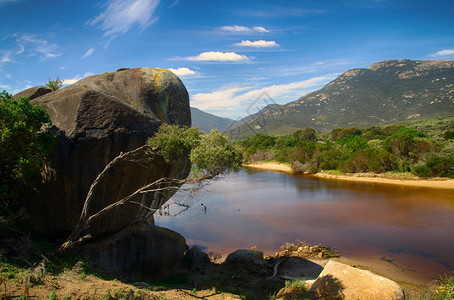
[243,162,454,189]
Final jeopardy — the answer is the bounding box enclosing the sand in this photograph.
[243,162,454,189]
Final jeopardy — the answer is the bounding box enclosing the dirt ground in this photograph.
[1,241,433,299]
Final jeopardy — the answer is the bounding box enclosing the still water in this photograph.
[155,167,454,281]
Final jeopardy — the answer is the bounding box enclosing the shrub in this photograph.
[412,165,432,178]
[293,128,316,142]
[148,125,243,178]
[147,124,201,163]
[443,129,454,141]
[0,91,56,215]
[336,135,369,152]
[45,77,63,91]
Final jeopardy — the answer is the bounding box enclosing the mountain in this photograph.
[225,59,454,139]
[190,107,236,132]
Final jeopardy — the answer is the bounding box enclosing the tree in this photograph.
[0,91,56,215]
[59,125,242,253]
[45,77,63,91]
[294,128,316,142]
[444,130,454,141]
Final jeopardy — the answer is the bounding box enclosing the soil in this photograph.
[1,242,431,299]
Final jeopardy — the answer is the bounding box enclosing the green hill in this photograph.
[190,107,236,133]
[225,59,454,139]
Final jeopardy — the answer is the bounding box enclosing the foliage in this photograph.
[190,130,243,177]
[383,127,426,157]
[444,129,454,141]
[336,135,369,152]
[45,77,63,91]
[293,128,316,142]
[148,124,242,179]
[147,124,201,163]
[426,275,454,300]
[362,126,385,140]
[0,91,56,215]
[237,122,454,178]
[331,127,363,141]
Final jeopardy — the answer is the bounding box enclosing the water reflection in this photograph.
[155,167,454,281]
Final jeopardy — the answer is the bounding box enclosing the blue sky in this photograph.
[1,0,454,119]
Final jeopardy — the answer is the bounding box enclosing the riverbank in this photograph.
[243,162,454,189]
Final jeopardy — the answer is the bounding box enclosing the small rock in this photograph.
[309,260,405,300]
[184,245,211,268]
[225,249,265,273]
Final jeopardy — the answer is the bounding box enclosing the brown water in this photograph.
[155,167,454,282]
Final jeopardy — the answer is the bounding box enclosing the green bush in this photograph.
[426,156,454,177]
[383,127,426,157]
[148,125,242,178]
[45,77,63,91]
[147,124,201,163]
[362,126,385,140]
[190,130,243,177]
[330,127,363,141]
[293,128,316,142]
[412,165,432,178]
[336,135,369,152]
[0,91,56,215]
[443,129,454,141]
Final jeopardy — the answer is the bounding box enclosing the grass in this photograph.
[431,275,454,300]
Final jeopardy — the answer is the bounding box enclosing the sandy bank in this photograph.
[243,162,294,173]
[243,162,454,189]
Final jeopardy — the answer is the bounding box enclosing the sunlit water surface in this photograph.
[155,167,454,281]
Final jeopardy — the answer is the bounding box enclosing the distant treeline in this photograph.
[236,124,454,178]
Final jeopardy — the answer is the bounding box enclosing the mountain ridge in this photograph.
[225,59,454,139]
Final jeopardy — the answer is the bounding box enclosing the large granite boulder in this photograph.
[309,260,405,299]
[76,221,187,281]
[21,68,191,236]
[13,86,52,100]
[78,145,170,239]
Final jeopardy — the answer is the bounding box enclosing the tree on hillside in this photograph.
[59,125,243,253]
[0,91,56,215]
[45,77,63,91]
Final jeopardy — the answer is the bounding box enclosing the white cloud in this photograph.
[186,51,250,62]
[63,77,81,85]
[82,47,95,59]
[253,26,270,33]
[168,67,195,76]
[191,75,336,112]
[16,35,62,60]
[87,0,160,37]
[430,49,454,57]
[63,72,95,86]
[235,40,279,48]
[219,25,271,33]
[0,51,12,63]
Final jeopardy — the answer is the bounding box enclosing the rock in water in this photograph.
[25,68,191,236]
[309,260,405,299]
[76,221,187,281]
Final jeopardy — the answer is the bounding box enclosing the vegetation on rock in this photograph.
[45,77,63,91]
